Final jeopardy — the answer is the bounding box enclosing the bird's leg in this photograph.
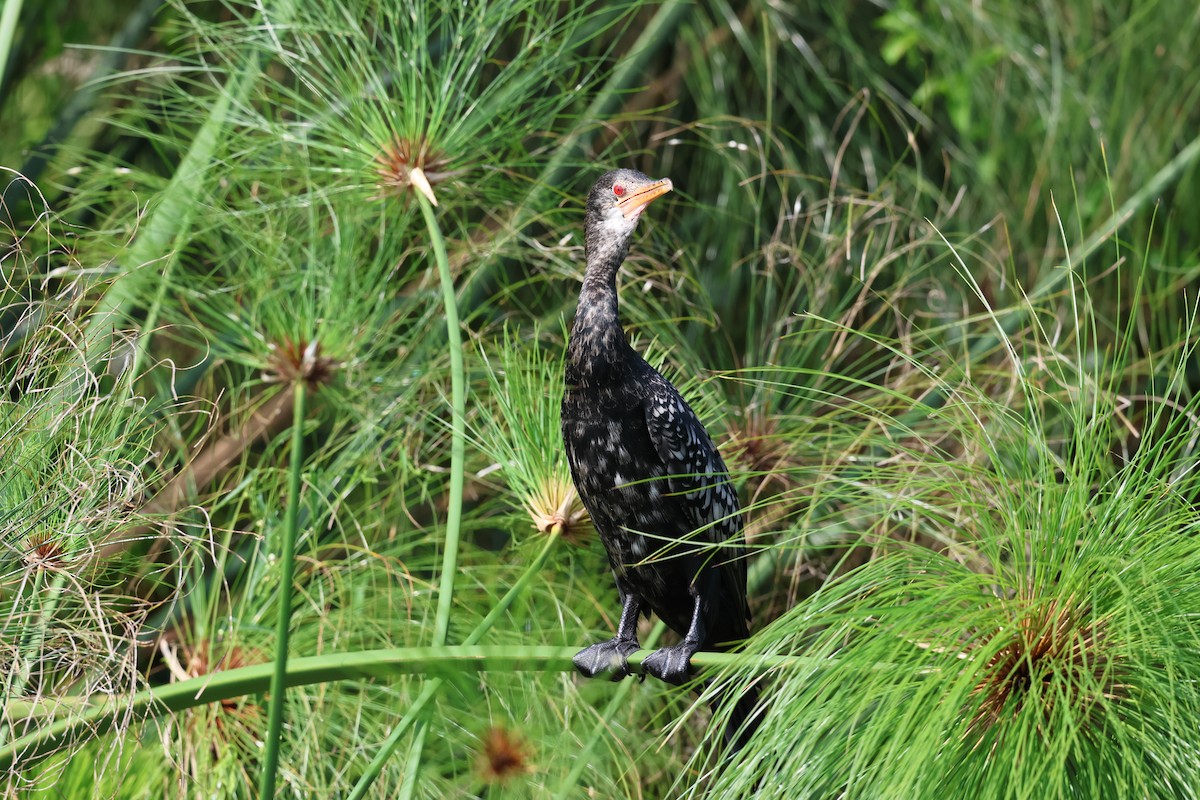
[642,585,706,686]
[573,593,642,681]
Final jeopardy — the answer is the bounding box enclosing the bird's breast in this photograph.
[562,390,648,487]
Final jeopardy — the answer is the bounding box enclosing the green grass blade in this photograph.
[0,0,23,91]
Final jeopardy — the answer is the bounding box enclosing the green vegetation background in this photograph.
[2,0,1200,797]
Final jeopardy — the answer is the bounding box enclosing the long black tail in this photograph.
[712,681,763,752]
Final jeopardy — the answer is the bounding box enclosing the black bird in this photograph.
[561,169,759,748]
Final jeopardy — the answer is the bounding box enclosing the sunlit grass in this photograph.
[687,243,1200,798]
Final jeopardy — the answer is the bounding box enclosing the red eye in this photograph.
[612,184,626,197]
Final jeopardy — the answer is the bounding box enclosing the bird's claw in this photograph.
[574,638,640,681]
[642,641,699,685]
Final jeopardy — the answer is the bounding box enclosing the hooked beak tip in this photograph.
[617,177,672,219]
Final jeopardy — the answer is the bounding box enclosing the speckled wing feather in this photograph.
[641,374,749,621]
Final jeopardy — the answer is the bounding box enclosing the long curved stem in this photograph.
[417,190,465,651]
[1,644,837,773]
[371,184,467,800]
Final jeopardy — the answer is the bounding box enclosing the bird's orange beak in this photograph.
[617,178,673,219]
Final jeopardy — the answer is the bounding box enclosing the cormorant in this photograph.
[561,168,758,748]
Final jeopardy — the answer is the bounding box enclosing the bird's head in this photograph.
[584,169,673,248]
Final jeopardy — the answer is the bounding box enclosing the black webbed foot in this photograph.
[574,638,640,681]
[642,639,701,685]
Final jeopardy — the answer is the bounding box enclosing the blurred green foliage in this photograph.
[2,0,1200,797]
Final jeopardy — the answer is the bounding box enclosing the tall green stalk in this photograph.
[257,381,307,799]
[357,186,467,800]
[418,188,465,651]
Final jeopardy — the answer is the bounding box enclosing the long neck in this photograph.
[567,222,631,383]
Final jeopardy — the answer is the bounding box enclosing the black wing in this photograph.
[641,375,749,620]
[641,377,739,536]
